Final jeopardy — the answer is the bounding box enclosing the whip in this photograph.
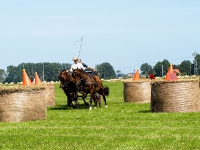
[74,37,83,58]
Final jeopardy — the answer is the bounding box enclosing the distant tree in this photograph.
[153,61,162,77]
[0,69,6,83]
[178,60,192,75]
[140,63,153,75]
[96,62,116,79]
[194,54,200,64]
[173,64,178,69]
[59,63,71,71]
[43,62,60,81]
[4,65,19,83]
[194,54,200,75]
[153,59,170,76]
[116,70,122,77]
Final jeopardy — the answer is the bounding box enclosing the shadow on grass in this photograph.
[138,110,152,113]
[50,104,90,110]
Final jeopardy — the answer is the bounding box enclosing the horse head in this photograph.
[72,69,85,82]
[58,69,73,87]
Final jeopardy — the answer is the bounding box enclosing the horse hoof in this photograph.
[85,102,89,106]
[105,105,108,108]
[73,106,77,109]
[89,106,92,110]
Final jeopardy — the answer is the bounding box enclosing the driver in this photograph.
[78,59,97,73]
[69,56,85,72]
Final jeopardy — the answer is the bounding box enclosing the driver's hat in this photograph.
[72,56,78,61]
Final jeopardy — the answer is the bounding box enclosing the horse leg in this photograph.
[64,90,72,107]
[89,92,95,110]
[98,95,102,107]
[103,95,108,108]
[68,96,74,109]
[82,93,89,106]
[67,96,70,106]
[94,98,97,108]
[73,93,79,108]
[89,89,97,110]
[89,96,93,110]
[94,93,99,108]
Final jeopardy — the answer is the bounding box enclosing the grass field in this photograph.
[0,81,200,150]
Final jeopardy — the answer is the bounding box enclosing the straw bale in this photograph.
[151,79,200,112]
[43,83,55,107]
[197,89,200,112]
[0,85,46,122]
[124,80,151,103]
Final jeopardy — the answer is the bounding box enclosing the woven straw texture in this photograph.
[44,83,55,107]
[197,89,200,112]
[0,87,46,122]
[151,80,200,112]
[124,81,151,103]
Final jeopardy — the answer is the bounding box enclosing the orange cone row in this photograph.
[131,64,177,81]
[22,69,42,86]
[24,64,176,85]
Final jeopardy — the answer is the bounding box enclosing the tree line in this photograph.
[140,59,191,77]
[116,55,200,78]
[140,54,200,77]
[0,54,199,83]
[0,62,116,83]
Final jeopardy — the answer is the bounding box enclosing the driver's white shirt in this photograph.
[70,63,85,72]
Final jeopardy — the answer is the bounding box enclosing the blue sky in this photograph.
[0,0,199,73]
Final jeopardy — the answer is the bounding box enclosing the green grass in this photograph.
[0,81,200,150]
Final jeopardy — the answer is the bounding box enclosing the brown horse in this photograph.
[58,69,89,108]
[58,69,79,108]
[92,74,109,107]
[72,69,109,110]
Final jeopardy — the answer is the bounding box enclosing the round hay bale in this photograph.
[43,83,55,107]
[0,85,46,122]
[124,80,151,103]
[151,79,199,112]
[197,89,200,112]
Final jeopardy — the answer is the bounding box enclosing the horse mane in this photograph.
[66,71,74,82]
[73,69,88,77]
[73,69,85,74]
[59,69,74,82]
[73,69,96,78]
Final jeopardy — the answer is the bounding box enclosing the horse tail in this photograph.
[103,85,109,96]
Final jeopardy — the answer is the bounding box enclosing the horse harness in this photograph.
[76,78,97,86]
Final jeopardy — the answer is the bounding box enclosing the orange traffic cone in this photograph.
[22,69,32,86]
[34,72,42,84]
[165,74,169,81]
[133,69,140,81]
[167,63,173,73]
[165,64,173,80]
[165,64,177,81]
